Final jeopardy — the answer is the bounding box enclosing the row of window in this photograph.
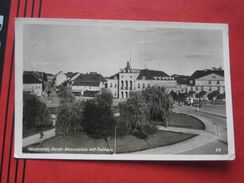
[24,85,42,89]
[190,86,224,92]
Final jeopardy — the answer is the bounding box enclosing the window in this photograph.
[209,87,212,91]
[147,83,150,87]
[110,83,113,88]
[125,92,128,98]
[125,80,128,89]
[130,81,132,89]
[143,83,145,89]
[121,80,124,89]
[121,91,124,98]
[196,86,198,91]
[208,80,211,85]
[130,75,132,78]
[114,84,117,88]
[138,83,140,89]
[217,81,220,85]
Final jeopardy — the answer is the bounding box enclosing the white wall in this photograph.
[23,83,42,96]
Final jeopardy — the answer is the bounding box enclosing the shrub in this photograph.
[132,130,148,139]
[143,124,158,135]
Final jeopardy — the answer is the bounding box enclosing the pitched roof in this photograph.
[136,69,169,80]
[65,72,78,78]
[107,73,119,79]
[72,73,106,86]
[172,74,190,85]
[189,69,224,80]
[23,73,42,84]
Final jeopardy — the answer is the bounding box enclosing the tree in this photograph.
[96,88,113,107]
[57,84,75,104]
[207,90,220,100]
[23,93,52,135]
[82,89,116,140]
[55,101,84,135]
[119,92,150,132]
[216,93,225,100]
[142,87,171,124]
[195,91,206,99]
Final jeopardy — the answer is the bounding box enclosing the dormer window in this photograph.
[142,76,146,80]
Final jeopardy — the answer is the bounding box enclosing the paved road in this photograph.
[23,128,56,147]
[134,105,228,154]
[176,105,227,143]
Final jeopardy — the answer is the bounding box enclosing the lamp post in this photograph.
[114,126,117,154]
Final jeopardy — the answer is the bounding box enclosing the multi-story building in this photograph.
[23,72,42,96]
[106,62,176,99]
[71,72,106,98]
[188,68,225,99]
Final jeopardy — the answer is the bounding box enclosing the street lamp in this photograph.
[114,126,117,154]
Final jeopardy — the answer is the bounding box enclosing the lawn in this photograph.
[167,112,205,130]
[108,131,196,153]
[23,131,196,154]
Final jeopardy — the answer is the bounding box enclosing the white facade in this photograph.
[106,78,118,98]
[176,84,188,94]
[23,83,42,96]
[55,71,67,86]
[106,63,177,99]
[189,73,225,95]
[119,70,140,99]
[72,85,101,96]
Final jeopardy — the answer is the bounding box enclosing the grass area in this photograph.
[167,112,205,130]
[108,131,196,153]
[23,131,196,154]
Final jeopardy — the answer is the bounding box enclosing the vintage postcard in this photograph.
[15,18,235,160]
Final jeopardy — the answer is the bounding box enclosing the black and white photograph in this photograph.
[15,18,235,160]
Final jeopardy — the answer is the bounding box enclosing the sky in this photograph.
[23,22,224,77]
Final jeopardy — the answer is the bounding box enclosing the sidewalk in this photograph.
[23,128,56,147]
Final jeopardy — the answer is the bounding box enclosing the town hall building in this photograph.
[106,62,176,99]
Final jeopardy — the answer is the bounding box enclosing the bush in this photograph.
[143,124,158,135]
[132,130,148,139]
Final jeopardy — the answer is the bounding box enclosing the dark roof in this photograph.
[136,69,169,80]
[172,75,190,85]
[189,69,224,80]
[83,90,99,97]
[23,73,42,84]
[65,72,78,78]
[72,73,106,86]
[107,73,119,79]
[46,73,54,76]
[24,71,47,81]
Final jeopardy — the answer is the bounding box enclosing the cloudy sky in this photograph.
[23,22,224,76]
